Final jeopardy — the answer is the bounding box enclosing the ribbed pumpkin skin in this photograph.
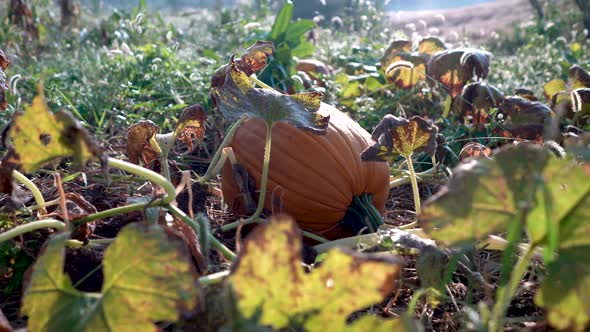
[221,103,390,239]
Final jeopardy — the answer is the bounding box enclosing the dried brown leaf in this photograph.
[459,142,492,161]
[126,120,160,165]
[55,192,97,242]
[174,104,207,151]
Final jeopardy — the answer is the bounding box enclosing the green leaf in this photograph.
[535,246,590,332]
[526,159,590,247]
[0,86,105,193]
[211,56,329,132]
[229,215,402,331]
[420,144,549,246]
[270,1,293,41]
[361,115,438,161]
[290,41,316,58]
[22,223,199,332]
[543,79,567,101]
[341,80,362,99]
[421,144,590,247]
[284,19,315,44]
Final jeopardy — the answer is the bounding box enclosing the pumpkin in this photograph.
[221,102,390,240]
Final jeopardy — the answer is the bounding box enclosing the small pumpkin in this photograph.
[221,102,390,240]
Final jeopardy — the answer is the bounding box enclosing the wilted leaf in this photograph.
[381,38,443,90]
[459,142,492,161]
[536,246,590,332]
[167,217,208,275]
[571,88,590,114]
[0,50,9,70]
[0,87,104,193]
[544,79,567,101]
[0,49,9,111]
[361,115,438,162]
[494,96,555,142]
[417,37,447,55]
[514,88,538,101]
[174,104,207,151]
[229,215,401,331]
[421,144,548,246]
[385,57,428,89]
[544,65,590,119]
[211,41,276,89]
[22,223,199,332]
[569,64,590,90]
[525,161,590,247]
[421,144,590,247]
[237,41,275,76]
[211,55,329,132]
[457,82,504,125]
[126,120,160,165]
[55,192,97,242]
[427,48,491,97]
[381,40,412,68]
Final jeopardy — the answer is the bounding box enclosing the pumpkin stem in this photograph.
[341,193,384,234]
[198,114,248,184]
[240,121,273,223]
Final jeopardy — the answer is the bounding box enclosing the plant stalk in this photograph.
[198,270,230,286]
[405,153,422,215]
[73,157,176,225]
[198,114,248,184]
[12,170,47,214]
[222,121,273,231]
[0,219,65,243]
[489,244,537,332]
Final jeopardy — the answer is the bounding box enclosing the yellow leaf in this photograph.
[229,215,402,331]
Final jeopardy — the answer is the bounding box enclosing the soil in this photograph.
[386,0,539,45]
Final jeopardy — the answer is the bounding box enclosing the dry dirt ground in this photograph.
[386,0,539,44]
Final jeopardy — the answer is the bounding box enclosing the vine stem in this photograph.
[221,121,273,231]
[489,244,537,331]
[389,167,438,189]
[198,114,248,184]
[0,219,65,243]
[73,157,176,225]
[71,158,236,261]
[155,132,176,183]
[405,153,422,215]
[12,170,47,214]
[198,270,230,286]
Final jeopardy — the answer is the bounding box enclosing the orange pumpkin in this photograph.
[221,103,390,240]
